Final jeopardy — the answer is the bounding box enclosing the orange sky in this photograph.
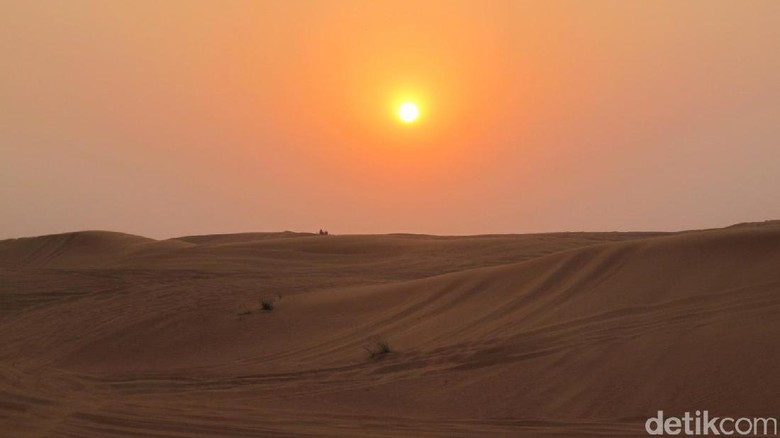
[2,1,779,238]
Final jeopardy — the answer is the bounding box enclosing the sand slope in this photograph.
[0,225,778,436]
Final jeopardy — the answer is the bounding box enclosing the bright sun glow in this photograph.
[398,102,419,123]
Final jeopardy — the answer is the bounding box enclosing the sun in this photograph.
[398,102,419,123]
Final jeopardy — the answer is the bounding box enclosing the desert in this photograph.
[3,1,780,436]
[1,222,778,436]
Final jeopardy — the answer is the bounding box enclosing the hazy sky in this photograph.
[2,1,779,239]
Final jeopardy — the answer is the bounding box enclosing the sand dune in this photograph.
[0,231,192,269]
[0,224,778,436]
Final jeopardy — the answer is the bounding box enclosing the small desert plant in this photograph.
[260,297,274,312]
[365,338,392,359]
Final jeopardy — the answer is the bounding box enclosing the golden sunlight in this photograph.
[398,102,419,123]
